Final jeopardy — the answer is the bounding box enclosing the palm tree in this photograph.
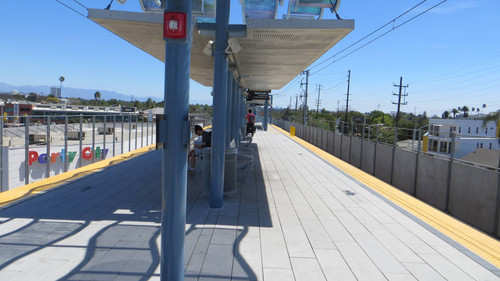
[451,108,459,118]
[442,111,450,119]
[461,106,469,117]
[59,76,65,97]
[94,91,101,105]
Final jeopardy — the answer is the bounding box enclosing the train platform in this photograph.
[0,125,499,280]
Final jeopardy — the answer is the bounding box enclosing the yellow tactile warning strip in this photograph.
[0,144,156,208]
[271,124,500,269]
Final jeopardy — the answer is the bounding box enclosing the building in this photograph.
[424,118,500,159]
[50,87,61,98]
[1,101,137,125]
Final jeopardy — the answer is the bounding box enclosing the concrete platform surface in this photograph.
[0,126,499,280]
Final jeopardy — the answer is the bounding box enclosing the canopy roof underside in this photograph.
[88,9,354,91]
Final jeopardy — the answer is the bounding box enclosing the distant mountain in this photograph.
[0,82,161,102]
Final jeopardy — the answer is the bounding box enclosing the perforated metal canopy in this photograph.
[87,9,354,91]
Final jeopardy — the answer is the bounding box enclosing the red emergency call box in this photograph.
[164,12,187,39]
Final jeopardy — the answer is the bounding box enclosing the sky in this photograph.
[0,0,499,117]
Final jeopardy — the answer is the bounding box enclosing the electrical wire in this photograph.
[413,54,500,84]
[55,0,87,18]
[310,0,431,72]
[310,0,449,77]
[72,0,88,9]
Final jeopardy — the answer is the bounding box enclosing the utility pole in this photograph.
[392,76,409,128]
[315,84,323,119]
[345,70,351,122]
[295,94,298,122]
[301,70,310,125]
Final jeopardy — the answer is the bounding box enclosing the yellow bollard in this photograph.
[290,126,296,137]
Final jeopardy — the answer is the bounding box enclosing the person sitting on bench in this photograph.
[188,125,211,174]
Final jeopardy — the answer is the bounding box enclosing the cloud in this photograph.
[430,1,478,15]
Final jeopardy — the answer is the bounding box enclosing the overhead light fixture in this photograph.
[225,38,241,54]
[203,40,214,56]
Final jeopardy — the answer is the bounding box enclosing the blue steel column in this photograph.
[210,0,230,209]
[270,95,273,125]
[241,93,246,132]
[263,99,269,131]
[161,1,192,280]
[225,72,233,147]
[232,82,239,147]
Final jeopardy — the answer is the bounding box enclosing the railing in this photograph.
[0,114,157,192]
[273,119,500,237]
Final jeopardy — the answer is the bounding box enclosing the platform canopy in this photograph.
[88,9,354,91]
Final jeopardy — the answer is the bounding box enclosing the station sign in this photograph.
[246,91,270,101]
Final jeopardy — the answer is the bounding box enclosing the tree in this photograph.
[442,111,450,119]
[27,92,38,102]
[133,100,141,109]
[451,108,459,118]
[46,96,59,103]
[146,98,154,109]
[461,106,469,117]
[94,91,101,105]
[482,110,500,128]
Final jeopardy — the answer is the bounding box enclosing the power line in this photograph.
[310,0,449,77]
[413,54,500,84]
[310,0,431,72]
[72,0,88,9]
[55,0,87,18]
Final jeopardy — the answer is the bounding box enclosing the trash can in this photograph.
[203,147,238,193]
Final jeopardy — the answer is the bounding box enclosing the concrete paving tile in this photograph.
[300,219,335,250]
[199,244,234,280]
[351,232,408,274]
[0,218,34,236]
[367,224,423,263]
[263,268,295,281]
[290,257,326,281]
[432,246,500,281]
[418,253,475,281]
[385,273,418,281]
[336,241,387,281]
[383,223,437,255]
[232,236,262,281]
[315,249,356,281]
[0,270,21,280]
[211,228,237,245]
[403,262,447,281]
[185,253,205,280]
[260,229,291,269]
[317,214,354,242]
[281,222,315,258]
[335,210,370,235]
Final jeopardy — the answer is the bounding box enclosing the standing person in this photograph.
[246,109,256,137]
[188,125,211,174]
